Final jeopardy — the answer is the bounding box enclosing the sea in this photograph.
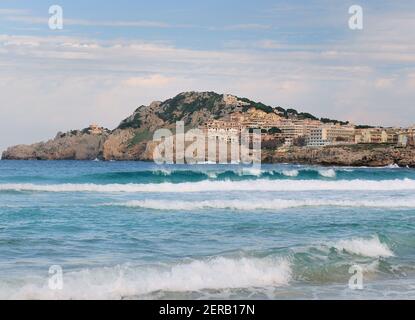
[0,160,414,300]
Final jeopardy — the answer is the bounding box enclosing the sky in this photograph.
[0,0,414,151]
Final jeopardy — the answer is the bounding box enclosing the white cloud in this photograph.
[13,17,173,28]
[374,78,394,88]
[222,24,271,31]
[256,40,282,49]
[123,75,176,88]
[0,8,28,15]
[0,9,181,29]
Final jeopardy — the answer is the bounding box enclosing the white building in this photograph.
[307,125,355,147]
[306,128,330,146]
[279,123,306,139]
[398,134,408,147]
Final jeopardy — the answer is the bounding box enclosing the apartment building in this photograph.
[355,128,386,144]
[325,125,355,143]
[306,127,330,146]
[230,110,283,129]
[398,134,408,147]
[279,123,307,140]
[384,128,399,144]
[204,120,241,143]
[306,125,355,147]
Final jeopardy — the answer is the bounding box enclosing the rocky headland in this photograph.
[2,91,415,167]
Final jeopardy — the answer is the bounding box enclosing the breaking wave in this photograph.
[6,167,415,185]
[106,199,415,211]
[333,236,394,258]
[2,235,397,300]
[2,178,415,193]
[318,169,336,178]
[5,257,291,300]
[282,170,299,177]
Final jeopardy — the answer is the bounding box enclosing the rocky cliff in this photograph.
[2,128,110,160]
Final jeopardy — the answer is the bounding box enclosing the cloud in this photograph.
[223,24,271,31]
[123,75,176,87]
[0,8,28,15]
[5,16,174,29]
[64,18,171,28]
[0,9,180,29]
[0,8,276,32]
[256,39,282,49]
[374,78,394,88]
[407,73,415,88]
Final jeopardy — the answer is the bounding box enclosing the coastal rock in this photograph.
[2,129,109,160]
[270,145,415,167]
[102,129,136,161]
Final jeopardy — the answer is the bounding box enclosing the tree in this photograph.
[268,127,282,134]
[293,136,306,147]
[262,138,284,150]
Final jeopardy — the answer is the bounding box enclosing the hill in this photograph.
[1,91,320,160]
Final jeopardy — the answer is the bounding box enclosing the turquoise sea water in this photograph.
[0,160,414,299]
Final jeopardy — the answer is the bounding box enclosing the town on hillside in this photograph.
[201,96,414,150]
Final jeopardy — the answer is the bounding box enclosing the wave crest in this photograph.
[334,236,394,258]
[7,257,291,300]
[282,170,299,177]
[107,198,415,211]
[2,179,415,193]
[319,169,336,178]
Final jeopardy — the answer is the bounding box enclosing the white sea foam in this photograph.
[318,169,336,178]
[2,179,415,193]
[108,199,415,211]
[207,172,218,179]
[5,257,291,300]
[386,163,400,169]
[153,169,172,176]
[334,236,394,258]
[237,168,262,177]
[282,170,299,177]
[196,161,217,165]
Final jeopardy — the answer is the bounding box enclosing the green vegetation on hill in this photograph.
[298,112,318,120]
[356,124,376,129]
[239,98,274,113]
[128,129,153,147]
[286,108,298,116]
[156,92,280,124]
[116,92,350,132]
[275,106,285,114]
[118,112,142,129]
[320,117,349,126]
[156,92,224,122]
[268,127,282,134]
